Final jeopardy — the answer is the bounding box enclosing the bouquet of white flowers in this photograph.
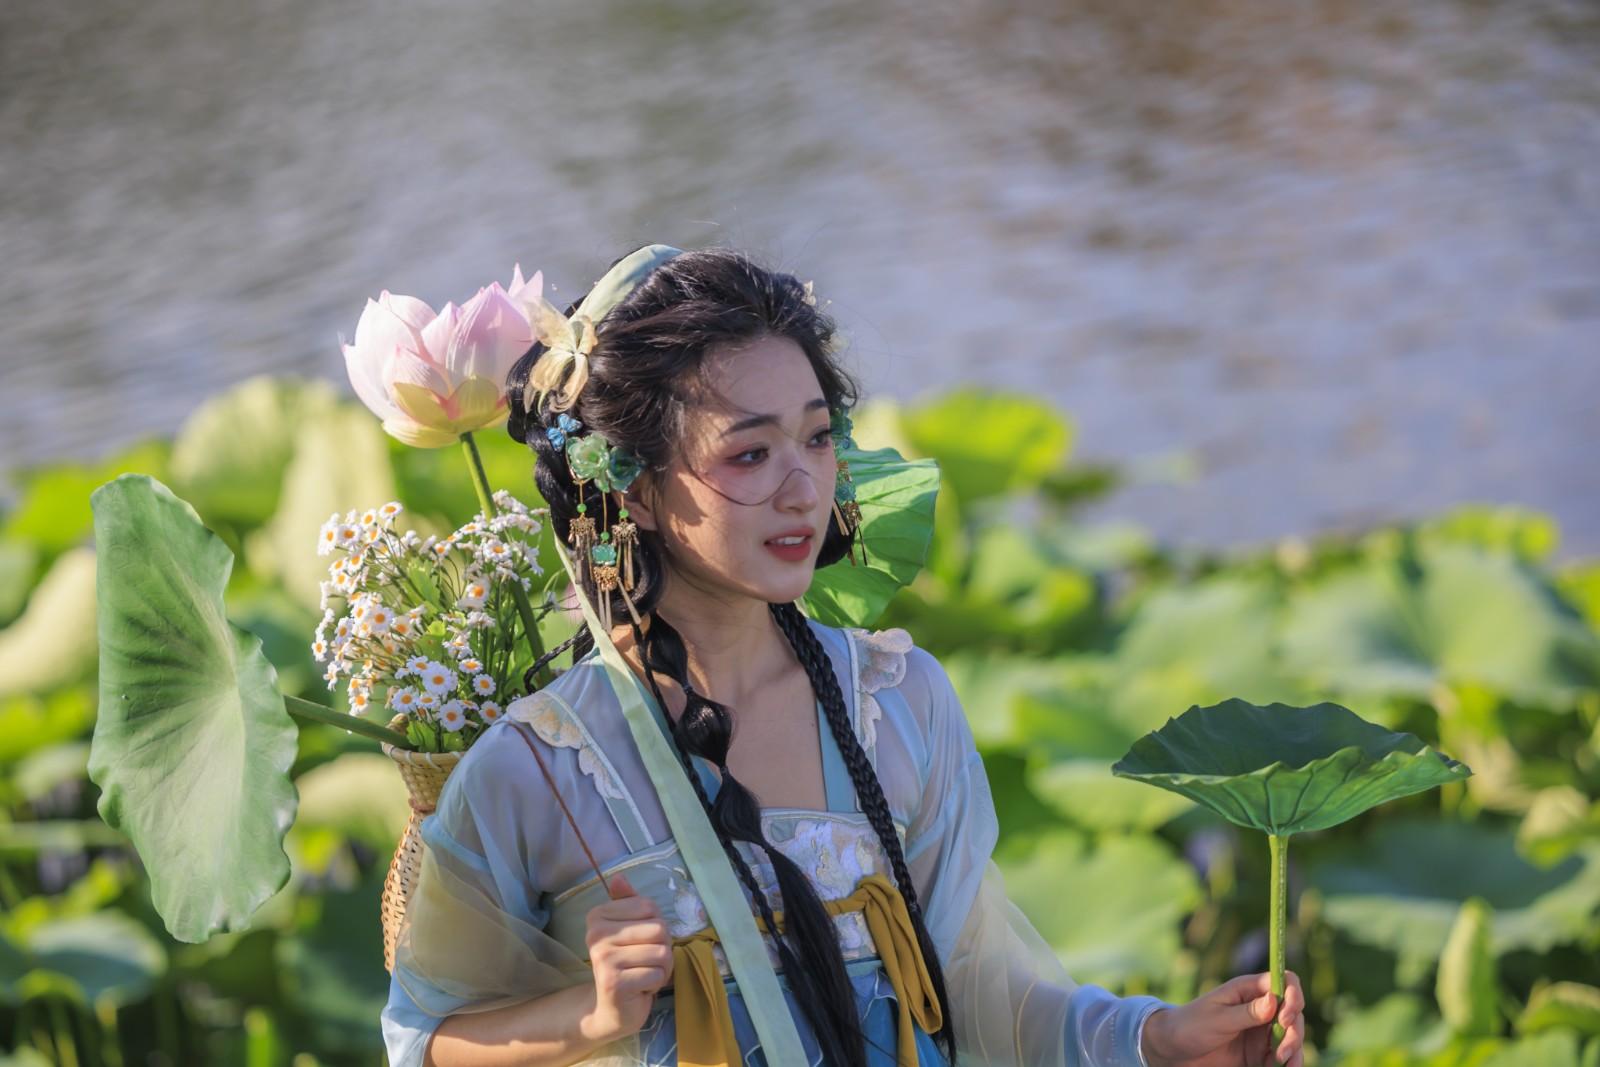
[311,492,547,753]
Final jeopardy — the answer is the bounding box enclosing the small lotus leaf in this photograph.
[1112,699,1471,836]
[802,446,939,628]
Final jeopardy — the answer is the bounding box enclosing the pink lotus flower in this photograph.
[342,267,543,448]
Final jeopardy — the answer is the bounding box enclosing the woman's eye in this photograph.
[809,428,834,448]
[731,446,767,465]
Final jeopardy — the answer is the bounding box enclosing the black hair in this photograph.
[505,247,955,1066]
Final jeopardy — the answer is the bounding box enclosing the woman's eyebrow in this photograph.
[720,397,829,436]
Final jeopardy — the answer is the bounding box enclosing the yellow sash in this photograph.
[669,874,942,1067]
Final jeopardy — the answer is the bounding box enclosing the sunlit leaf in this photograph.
[168,377,341,529]
[90,474,298,942]
[2,440,170,558]
[0,547,98,698]
[1438,897,1499,1038]
[1306,819,1600,971]
[1107,578,1310,736]
[997,829,1200,987]
[1112,699,1470,836]
[1281,546,1600,710]
[0,539,39,627]
[246,403,397,613]
[899,390,1072,509]
[1517,982,1600,1037]
[803,446,939,628]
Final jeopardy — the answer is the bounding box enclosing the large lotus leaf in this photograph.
[0,547,98,698]
[802,447,939,629]
[1112,699,1470,836]
[898,390,1072,510]
[1325,993,1433,1054]
[90,474,299,942]
[1281,545,1600,709]
[1107,578,1313,736]
[1305,819,1600,971]
[247,402,397,613]
[997,829,1200,987]
[168,376,339,529]
[958,522,1097,644]
[0,911,167,1008]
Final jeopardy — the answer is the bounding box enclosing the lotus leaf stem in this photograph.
[1269,833,1288,1058]
[284,694,411,748]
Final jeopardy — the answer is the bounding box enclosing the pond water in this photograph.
[2,0,1596,557]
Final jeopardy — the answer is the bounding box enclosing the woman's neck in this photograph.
[614,584,796,707]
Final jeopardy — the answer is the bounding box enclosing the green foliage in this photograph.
[1,382,1597,1063]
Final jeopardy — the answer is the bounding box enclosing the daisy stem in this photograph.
[284,694,412,748]
[461,431,547,688]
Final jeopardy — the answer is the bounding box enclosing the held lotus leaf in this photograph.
[1111,699,1471,836]
[1114,698,1470,1060]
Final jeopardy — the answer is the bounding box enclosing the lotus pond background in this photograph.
[1,381,1598,1066]
[4,0,1600,1062]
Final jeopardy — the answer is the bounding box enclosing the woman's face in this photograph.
[629,334,838,609]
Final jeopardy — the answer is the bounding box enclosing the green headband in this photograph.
[526,244,683,412]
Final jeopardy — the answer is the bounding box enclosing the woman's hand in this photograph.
[579,874,675,1043]
[1140,972,1306,1067]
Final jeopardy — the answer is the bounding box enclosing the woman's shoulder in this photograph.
[807,619,955,709]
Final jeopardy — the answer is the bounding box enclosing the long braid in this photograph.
[770,602,959,1065]
[637,615,870,1067]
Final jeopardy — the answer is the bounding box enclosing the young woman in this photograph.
[381,246,1307,1067]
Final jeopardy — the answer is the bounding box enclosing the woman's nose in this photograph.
[772,463,822,511]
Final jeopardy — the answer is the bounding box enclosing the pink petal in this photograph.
[343,340,402,421]
[446,286,533,385]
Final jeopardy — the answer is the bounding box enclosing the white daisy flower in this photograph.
[401,655,429,677]
[472,674,496,697]
[389,617,413,639]
[456,579,489,611]
[317,514,342,556]
[366,605,393,635]
[388,687,418,711]
[311,639,329,660]
[416,691,440,714]
[478,700,503,724]
[380,501,403,521]
[360,508,379,527]
[438,701,468,732]
[349,689,371,713]
[420,662,457,696]
[464,611,496,630]
[335,523,361,550]
[458,658,483,674]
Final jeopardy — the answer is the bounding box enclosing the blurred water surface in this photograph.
[2,0,1596,555]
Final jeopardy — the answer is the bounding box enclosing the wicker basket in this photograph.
[380,743,464,972]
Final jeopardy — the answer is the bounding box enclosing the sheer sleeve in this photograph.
[896,649,1172,1067]
[380,719,640,1067]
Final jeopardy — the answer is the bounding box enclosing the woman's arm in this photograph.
[424,874,674,1067]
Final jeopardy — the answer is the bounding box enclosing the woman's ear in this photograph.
[622,481,659,532]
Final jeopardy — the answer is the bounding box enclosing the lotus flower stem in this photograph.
[284,694,411,748]
[460,431,548,680]
[1269,833,1288,1054]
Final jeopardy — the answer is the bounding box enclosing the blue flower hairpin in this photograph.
[546,412,582,450]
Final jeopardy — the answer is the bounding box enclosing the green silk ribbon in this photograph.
[552,538,809,1067]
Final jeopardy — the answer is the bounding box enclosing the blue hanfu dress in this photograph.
[382,622,1170,1066]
